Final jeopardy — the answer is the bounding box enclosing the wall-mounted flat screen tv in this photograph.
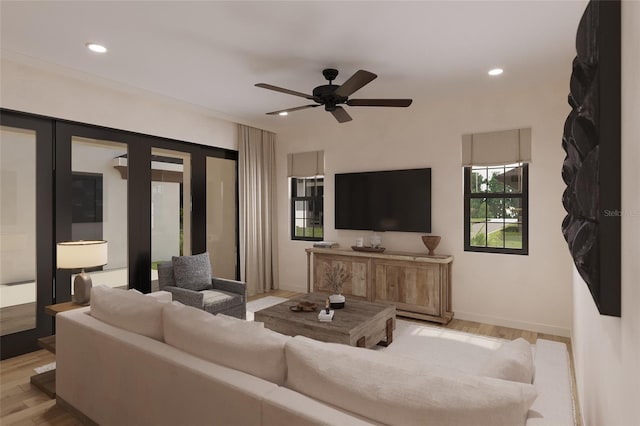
[335,168,431,232]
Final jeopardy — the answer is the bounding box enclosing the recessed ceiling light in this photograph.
[278,111,288,116]
[488,68,503,76]
[86,43,107,53]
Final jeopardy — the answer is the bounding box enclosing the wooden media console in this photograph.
[306,247,453,324]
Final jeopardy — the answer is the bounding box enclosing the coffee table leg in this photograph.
[357,336,366,347]
[377,317,394,347]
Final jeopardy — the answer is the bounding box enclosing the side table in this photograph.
[30,301,85,398]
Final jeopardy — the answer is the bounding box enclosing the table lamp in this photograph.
[57,240,108,304]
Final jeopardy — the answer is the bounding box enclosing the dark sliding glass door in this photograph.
[1,109,239,359]
[0,111,54,360]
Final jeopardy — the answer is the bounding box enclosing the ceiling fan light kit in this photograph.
[256,68,412,123]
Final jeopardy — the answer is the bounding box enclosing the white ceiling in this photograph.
[1,1,586,129]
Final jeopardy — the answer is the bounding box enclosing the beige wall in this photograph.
[0,56,238,150]
[276,79,573,336]
[572,2,640,424]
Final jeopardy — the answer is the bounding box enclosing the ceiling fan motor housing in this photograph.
[312,85,347,111]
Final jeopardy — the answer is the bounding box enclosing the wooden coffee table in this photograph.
[254,292,395,348]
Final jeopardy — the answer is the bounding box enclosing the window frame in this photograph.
[463,163,529,255]
[290,176,324,241]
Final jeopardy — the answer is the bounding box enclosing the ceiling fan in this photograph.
[255,68,412,123]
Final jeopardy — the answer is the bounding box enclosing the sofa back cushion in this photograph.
[163,301,289,385]
[172,252,212,291]
[90,285,167,341]
[285,336,537,426]
[479,337,535,384]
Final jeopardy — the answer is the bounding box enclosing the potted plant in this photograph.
[324,263,351,309]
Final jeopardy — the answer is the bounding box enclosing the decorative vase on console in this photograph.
[324,263,351,309]
[370,232,382,248]
[421,235,441,256]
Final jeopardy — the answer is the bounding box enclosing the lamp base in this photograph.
[73,271,92,305]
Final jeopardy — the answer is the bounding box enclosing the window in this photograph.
[291,177,323,241]
[464,163,528,254]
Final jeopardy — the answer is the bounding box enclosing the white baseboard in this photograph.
[454,310,571,337]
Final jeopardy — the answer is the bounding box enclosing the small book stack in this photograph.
[318,309,334,322]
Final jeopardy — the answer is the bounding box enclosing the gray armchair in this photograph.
[157,257,246,319]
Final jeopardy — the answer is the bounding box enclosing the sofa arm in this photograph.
[212,278,247,300]
[164,286,204,307]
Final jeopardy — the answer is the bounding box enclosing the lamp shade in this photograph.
[57,240,108,269]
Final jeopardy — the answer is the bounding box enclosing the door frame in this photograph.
[0,111,54,359]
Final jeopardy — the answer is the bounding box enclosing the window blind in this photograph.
[287,150,324,178]
[461,128,532,166]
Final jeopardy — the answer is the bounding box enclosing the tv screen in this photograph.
[335,168,431,232]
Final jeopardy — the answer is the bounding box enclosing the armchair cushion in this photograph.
[172,253,212,291]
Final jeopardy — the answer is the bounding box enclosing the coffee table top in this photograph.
[254,292,395,347]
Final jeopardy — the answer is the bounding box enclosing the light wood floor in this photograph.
[1,289,580,426]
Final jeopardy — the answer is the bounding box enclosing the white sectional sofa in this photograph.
[55,287,573,426]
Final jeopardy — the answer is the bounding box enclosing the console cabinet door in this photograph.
[373,259,440,316]
[313,253,370,299]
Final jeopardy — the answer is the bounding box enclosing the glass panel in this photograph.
[151,149,191,287]
[71,137,128,292]
[487,166,505,193]
[504,165,522,193]
[505,198,523,249]
[487,197,505,248]
[295,200,307,219]
[206,157,237,280]
[295,179,305,197]
[0,126,37,335]
[470,167,487,193]
[469,198,486,247]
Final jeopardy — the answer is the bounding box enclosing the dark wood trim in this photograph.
[597,0,621,316]
[54,123,73,304]
[128,137,152,292]
[191,151,207,255]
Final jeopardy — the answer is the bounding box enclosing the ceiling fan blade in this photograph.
[334,70,377,97]
[331,106,352,123]
[255,83,316,101]
[347,99,413,107]
[266,104,319,115]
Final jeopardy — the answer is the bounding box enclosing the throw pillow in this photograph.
[479,337,535,384]
[285,335,537,426]
[90,285,167,341]
[172,252,211,291]
[163,301,289,385]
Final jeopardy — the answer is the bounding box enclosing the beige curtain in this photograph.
[238,124,278,296]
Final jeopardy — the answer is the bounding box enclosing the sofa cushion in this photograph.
[90,285,168,341]
[163,301,289,385]
[172,252,211,291]
[479,337,535,384]
[217,313,264,328]
[285,336,537,426]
